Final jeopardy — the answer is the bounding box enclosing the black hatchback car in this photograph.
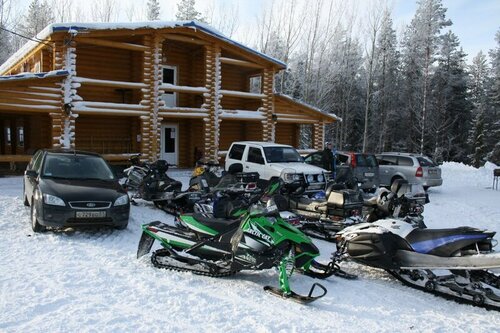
[24,150,130,232]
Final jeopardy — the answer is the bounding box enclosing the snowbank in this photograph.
[0,165,499,332]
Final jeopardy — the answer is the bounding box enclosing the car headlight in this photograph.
[114,194,129,206]
[317,174,324,182]
[306,174,314,183]
[283,173,302,183]
[43,193,65,206]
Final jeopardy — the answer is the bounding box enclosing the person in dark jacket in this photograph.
[321,142,334,171]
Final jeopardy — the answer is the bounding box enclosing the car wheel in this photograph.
[30,200,46,233]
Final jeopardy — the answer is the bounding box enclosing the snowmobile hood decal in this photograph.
[410,234,489,254]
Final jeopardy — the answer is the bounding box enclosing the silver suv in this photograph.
[376,152,442,190]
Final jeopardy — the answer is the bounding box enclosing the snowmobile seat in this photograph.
[192,213,241,234]
[406,227,495,256]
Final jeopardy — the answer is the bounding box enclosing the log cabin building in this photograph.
[0,21,338,168]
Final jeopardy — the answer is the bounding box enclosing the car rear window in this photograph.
[355,154,378,167]
[417,156,436,167]
[398,157,414,166]
[228,144,245,160]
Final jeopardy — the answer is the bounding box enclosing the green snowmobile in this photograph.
[137,181,354,304]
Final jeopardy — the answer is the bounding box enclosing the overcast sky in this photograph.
[12,0,500,63]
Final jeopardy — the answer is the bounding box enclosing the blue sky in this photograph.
[393,0,499,61]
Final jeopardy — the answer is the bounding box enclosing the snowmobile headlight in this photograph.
[43,193,65,206]
[114,194,129,206]
[317,174,324,182]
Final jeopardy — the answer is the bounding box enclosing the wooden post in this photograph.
[53,40,78,149]
[140,34,163,161]
[202,44,221,161]
[261,68,275,142]
[312,121,325,150]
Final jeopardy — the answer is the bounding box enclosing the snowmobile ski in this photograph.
[263,283,327,304]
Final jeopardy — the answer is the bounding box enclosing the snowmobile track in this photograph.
[151,248,238,278]
[388,269,500,312]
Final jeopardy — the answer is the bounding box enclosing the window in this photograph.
[5,126,11,145]
[228,144,245,160]
[263,147,303,163]
[31,151,44,172]
[161,66,177,107]
[356,154,378,167]
[247,147,265,164]
[17,127,24,147]
[417,156,436,167]
[398,157,414,166]
[378,155,397,165]
[249,76,262,94]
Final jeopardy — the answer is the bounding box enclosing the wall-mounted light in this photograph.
[63,103,72,115]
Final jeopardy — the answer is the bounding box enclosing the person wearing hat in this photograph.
[321,142,334,171]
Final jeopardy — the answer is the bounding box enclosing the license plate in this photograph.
[76,211,106,218]
[364,172,374,177]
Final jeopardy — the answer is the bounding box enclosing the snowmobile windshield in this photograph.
[263,147,303,163]
[401,184,426,199]
[42,154,116,181]
[248,200,279,217]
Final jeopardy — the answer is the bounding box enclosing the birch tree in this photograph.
[0,0,14,63]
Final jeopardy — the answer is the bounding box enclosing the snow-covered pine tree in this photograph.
[430,31,470,162]
[372,9,400,153]
[18,0,54,38]
[176,0,204,22]
[147,0,160,21]
[467,52,490,166]
[400,0,452,154]
[486,30,500,165]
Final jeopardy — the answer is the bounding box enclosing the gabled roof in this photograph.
[0,20,286,74]
[274,94,341,123]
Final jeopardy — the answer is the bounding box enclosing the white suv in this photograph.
[225,141,328,192]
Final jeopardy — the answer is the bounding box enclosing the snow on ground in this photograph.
[1,164,500,332]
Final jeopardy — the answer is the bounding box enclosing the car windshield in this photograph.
[42,154,115,180]
[263,147,303,163]
[417,156,436,167]
[355,154,378,167]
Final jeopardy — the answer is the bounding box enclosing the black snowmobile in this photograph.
[137,180,355,304]
[123,156,202,213]
[334,218,500,310]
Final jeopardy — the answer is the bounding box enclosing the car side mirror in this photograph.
[25,170,38,178]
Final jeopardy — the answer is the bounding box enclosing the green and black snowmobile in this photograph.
[137,181,354,304]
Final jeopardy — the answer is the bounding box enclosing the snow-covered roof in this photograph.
[0,69,68,82]
[275,93,341,122]
[232,141,293,148]
[0,20,286,74]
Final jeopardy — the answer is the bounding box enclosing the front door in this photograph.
[161,124,178,166]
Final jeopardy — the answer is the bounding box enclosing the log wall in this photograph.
[75,115,140,154]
